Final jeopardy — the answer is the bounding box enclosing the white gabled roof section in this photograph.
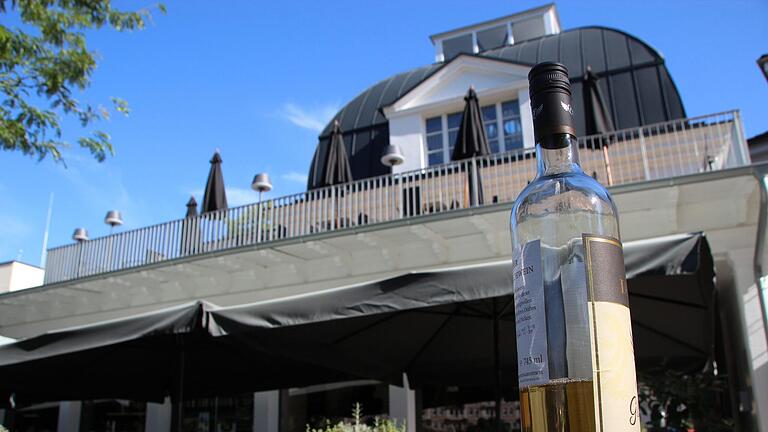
[382,55,531,119]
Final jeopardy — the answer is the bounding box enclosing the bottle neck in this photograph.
[536,133,581,176]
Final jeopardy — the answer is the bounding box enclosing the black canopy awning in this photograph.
[209,232,716,386]
[0,302,376,407]
[0,232,715,406]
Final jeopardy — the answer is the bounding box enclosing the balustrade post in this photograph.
[471,157,480,207]
[638,127,651,181]
[732,110,751,166]
[256,202,263,243]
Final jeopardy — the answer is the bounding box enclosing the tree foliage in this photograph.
[0,0,165,163]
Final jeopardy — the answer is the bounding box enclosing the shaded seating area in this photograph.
[0,233,724,430]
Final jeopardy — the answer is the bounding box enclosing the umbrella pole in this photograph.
[172,348,185,432]
[471,158,479,207]
[602,145,614,186]
[493,298,502,432]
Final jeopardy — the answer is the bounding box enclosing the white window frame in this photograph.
[424,98,523,166]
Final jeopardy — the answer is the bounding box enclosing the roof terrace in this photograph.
[42,110,749,285]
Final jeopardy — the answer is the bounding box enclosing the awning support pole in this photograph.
[493,298,502,432]
[753,169,768,362]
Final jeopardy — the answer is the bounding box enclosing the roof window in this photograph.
[430,4,561,62]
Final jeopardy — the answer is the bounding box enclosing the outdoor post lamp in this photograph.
[251,173,273,242]
[72,228,89,242]
[72,228,88,278]
[104,210,122,272]
[104,210,123,234]
[251,173,273,203]
[759,54,768,82]
[380,145,405,167]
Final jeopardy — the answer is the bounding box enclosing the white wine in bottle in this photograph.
[510,62,640,431]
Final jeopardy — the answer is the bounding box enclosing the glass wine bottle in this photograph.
[510,62,639,431]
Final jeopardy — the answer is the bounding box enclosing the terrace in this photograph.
[43,111,750,285]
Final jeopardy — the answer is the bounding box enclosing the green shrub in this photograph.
[306,402,405,432]
[638,367,733,431]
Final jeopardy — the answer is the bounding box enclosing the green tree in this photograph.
[0,0,165,163]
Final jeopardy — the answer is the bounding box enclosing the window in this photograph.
[502,100,523,150]
[425,99,524,166]
[476,25,508,51]
[446,112,462,156]
[482,105,499,153]
[426,117,443,165]
[437,22,514,61]
[442,34,474,61]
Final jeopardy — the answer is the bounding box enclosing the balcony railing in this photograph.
[44,111,750,284]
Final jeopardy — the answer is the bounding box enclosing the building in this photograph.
[0,261,44,293]
[749,131,768,163]
[1,4,766,432]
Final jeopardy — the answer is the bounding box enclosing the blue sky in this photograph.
[1,0,767,265]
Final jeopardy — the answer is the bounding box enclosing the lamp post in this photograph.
[104,210,122,271]
[381,145,406,219]
[251,173,273,242]
[72,228,88,278]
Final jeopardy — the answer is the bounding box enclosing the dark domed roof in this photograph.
[308,26,686,189]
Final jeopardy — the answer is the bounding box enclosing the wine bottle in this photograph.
[510,62,639,431]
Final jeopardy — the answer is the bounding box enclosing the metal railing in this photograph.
[44,111,749,284]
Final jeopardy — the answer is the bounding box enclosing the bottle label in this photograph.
[583,234,640,431]
[512,239,549,387]
[513,235,639,431]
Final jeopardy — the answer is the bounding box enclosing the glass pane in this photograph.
[504,118,521,136]
[427,134,443,151]
[8,404,59,432]
[448,130,459,148]
[482,105,497,121]
[505,135,524,150]
[181,394,254,432]
[81,400,147,432]
[447,112,463,130]
[429,151,444,166]
[502,100,519,118]
[442,34,474,60]
[426,117,442,134]
[489,138,500,153]
[423,400,519,432]
[485,122,498,139]
[477,25,508,51]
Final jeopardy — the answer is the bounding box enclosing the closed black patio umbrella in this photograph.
[583,66,616,184]
[321,120,353,187]
[452,87,491,206]
[317,120,353,228]
[185,196,198,218]
[202,151,228,213]
[181,196,199,255]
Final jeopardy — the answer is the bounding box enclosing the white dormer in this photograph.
[382,55,535,173]
[430,4,561,62]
